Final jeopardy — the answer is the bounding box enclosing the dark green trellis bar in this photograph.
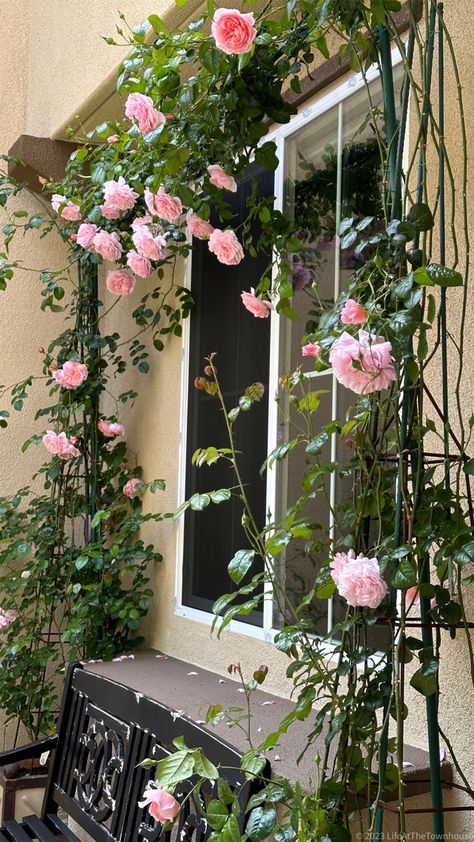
[78,256,101,545]
[375,2,445,838]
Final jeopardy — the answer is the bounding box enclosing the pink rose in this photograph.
[207,164,237,192]
[125,93,166,135]
[76,223,98,249]
[53,360,88,390]
[98,420,125,438]
[61,202,82,221]
[103,176,139,211]
[51,194,66,212]
[330,550,388,609]
[100,203,122,220]
[187,213,214,240]
[58,441,80,460]
[43,430,80,459]
[107,135,119,143]
[340,299,367,325]
[123,478,143,499]
[406,586,420,605]
[43,431,69,455]
[302,342,320,358]
[145,187,183,222]
[208,228,244,265]
[51,194,81,221]
[211,8,257,55]
[132,215,153,230]
[139,785,180,824]
[93,230,123,261]
[106,269,136,296]
[132,226,167,260]
[127,250,153,278]
[0,610,17,629]
[329,330,396,394]
[241,288,273,318]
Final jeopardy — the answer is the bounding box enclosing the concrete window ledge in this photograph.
[85,649,452,803]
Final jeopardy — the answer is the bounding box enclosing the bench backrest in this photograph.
[42,663,259,842]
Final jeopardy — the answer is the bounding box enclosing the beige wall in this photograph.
[0,1,473,836]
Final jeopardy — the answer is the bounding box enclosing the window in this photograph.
[178,56,403,639]
[179,164,274,626]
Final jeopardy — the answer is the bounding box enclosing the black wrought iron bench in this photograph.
[0,662,263,841]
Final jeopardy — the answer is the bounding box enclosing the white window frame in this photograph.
[174,45,404,643]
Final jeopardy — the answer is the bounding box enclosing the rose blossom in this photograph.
[329,330,396,394]
[139,785,180,824]
[21,570,31,580]
[241,288,273,318]
[100,203,122,220]
[340,298,367,325]
[98,420,125,438]
[207,164,237,192]
[106,269,136,296]
[211,8,257,55]
[51,194,81,221]
[53,360,88,390]
[302,342,320,358]
[330,550,388,609]
[123,478,143,499]
[208,228,244,265]
[132,215,153,230]
[187,213,214,240]
[58,441,80,460]
[125,93,165,135]
[0,610,17,629]
[76,223,98,250]
[107,135,119,143]
[43,430,80,459]
[43,430,69,455]
[127,250,153,278]
[103,176,139,211]
[132,226,167,260]
[93,230,123,261]
[406,586,420,605]
[145,187,183,222]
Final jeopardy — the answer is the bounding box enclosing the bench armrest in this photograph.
[0,734,58,767]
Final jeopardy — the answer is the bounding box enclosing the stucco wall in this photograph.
[0,1,473,837]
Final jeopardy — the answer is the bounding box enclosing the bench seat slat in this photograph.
[44,815,80,842]
[2,820,32,841]
[22,816,58,841]
[0,830,15,842]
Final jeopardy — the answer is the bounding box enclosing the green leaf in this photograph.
[228,549,255,584]
[91,509,111,529]
[452,541,474,566]
[340,229,357,249]
[463,460,474,476]
[255,142,279,172]
[246,807,277,841]
[241,748,266,777]
[189,492,211,511]
[407,202,434,232]
[209,488,232,504]
[206,799,229,831]
[392,557,417,589]
[410,667,437,696]
[75,555,88,571]
[220,815,241,842]
[193,751,218,779]
[414,264,463,287]
[155,750,195,788]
